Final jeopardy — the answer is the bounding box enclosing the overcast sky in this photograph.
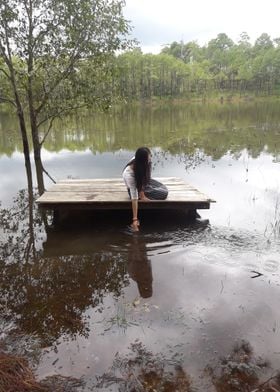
[123,0,280,53]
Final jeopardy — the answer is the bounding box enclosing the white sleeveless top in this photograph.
[122,157,138,199]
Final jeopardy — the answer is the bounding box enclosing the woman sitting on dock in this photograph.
[122,147,168,231]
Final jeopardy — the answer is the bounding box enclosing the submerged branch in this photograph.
[42,165,56,184]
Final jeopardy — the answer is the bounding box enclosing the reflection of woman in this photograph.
[122,147,168,231]
[127,236,153,298]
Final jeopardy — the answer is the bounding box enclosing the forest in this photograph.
[1,32,280,112]
[111,32,280,100]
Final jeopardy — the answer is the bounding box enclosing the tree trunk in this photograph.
[27,76,45,194]
[10,79,34,201]
[30,112,45,196]
[18,108,34,201]
[26,5,45,196]
[24,145,36,263]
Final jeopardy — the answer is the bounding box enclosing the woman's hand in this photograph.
[131,219,140,232]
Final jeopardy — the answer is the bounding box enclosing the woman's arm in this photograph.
[131,199,139,231]
[122,166,140,231]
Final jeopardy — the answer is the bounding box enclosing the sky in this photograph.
[123,0,280,53]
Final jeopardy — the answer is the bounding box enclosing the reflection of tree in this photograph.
[0,192,129,346]
[0,252,129,345]
[1,102,280,160]
[0,190,40,264]
[44,102,280,160]
[152,146,207,171]
[127,235,153,298]
[206,340,280,391]
[96,341,192,391]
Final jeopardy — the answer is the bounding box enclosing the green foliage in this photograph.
[110,32,280,100]
[0,0,132,133]
[0,0,132,190]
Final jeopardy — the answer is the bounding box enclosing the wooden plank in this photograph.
[44,178,204,193]
[44,183,193,189]
[37,192,210,203]
[54,181,187,187]
[57,177,181,183]
[49,180,190,186]
[45,186,205,194]
[36,177,214,212]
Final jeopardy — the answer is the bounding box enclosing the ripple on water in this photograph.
[116,223,280,281]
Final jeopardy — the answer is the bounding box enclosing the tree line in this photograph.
[111,33,280,99]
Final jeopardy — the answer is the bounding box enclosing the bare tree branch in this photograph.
[38,103,87,130]
[3,16,13,63]
[0,95,16,107]
[39,116,55,146]
[0,66,11,80]
[35,34,86,115]
[42,165,56,184]
[33,21,61,51]
[0,41,11,66]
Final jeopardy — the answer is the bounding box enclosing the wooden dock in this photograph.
[36,177,214,212]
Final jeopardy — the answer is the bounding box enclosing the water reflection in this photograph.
[1,184,280,351]
[2,184,280,389]
[0,194,129,345]
[0,187,211,346]
[1,102,280,160]
[127,235,153,298]
[0,250,129,346]
[1,122,280,390]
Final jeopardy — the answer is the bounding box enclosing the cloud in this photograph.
[124,0,280,52]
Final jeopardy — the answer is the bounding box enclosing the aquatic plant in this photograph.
[95,341,192,391]
[206,340,280,392]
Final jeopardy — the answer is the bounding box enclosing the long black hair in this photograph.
[134,147,151,192]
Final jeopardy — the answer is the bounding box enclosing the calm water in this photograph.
[1,101,280,390]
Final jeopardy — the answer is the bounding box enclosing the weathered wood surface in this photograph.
[36,177,214,210]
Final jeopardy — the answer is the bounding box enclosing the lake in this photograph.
[1,100,280,390]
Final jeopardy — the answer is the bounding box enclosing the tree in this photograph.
[0,0,131,193]
[273,37,280,48]
[161,41,185,60]
[206,33,235,79]
[238,32,251,48]
[161,40,205,64]
[254,33,273,58]
[208,33,234,52]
